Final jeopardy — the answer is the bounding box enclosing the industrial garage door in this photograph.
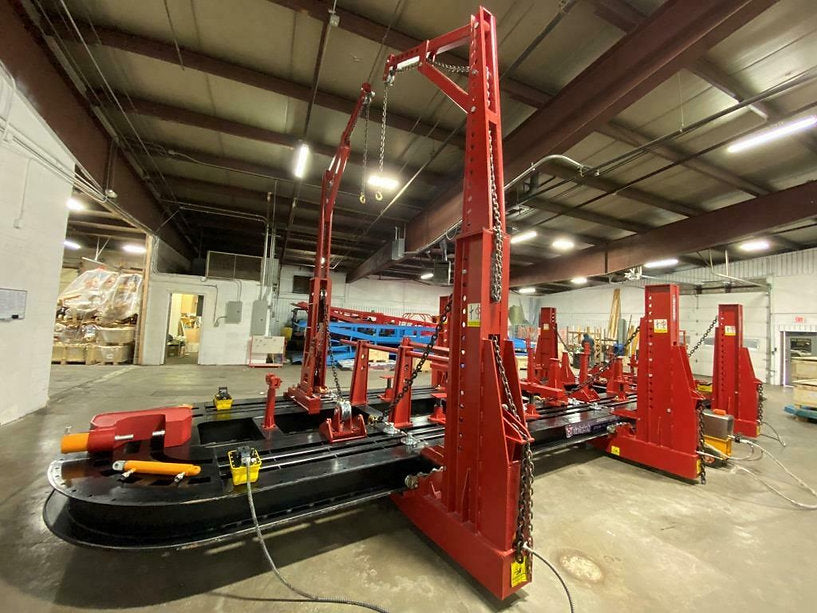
[680,291,769,384]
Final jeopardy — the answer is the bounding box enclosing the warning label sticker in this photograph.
[724,325,736,336]
[510,557,530,587]
[541,323,550,331]
[611,445,621,456]
[653,318,668,333]
[467,303,481,327]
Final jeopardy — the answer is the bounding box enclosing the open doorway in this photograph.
[165,293,203,364]
[781,331,817,385]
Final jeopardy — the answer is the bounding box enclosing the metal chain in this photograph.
[490,336,534,562]
[487,128,503,303]
[696,400,707,484]
[379,298,453,421]
[322,298,344,400]
[688,316,718,357]
[374,84,389,201]
[360,100,370,204]
[428,58,470,74]
[757,382,765,424]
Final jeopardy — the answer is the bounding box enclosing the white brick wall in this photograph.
[0,86,74,424]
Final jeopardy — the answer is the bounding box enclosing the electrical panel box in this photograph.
[250,299,268,336]
[225,301,243,324]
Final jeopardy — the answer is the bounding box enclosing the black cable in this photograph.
[244,463,390,612]
[524,545,574,613]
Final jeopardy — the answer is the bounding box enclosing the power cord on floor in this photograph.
[731,439,817,510]
[760,421,786,447]
[244,462,390,612]
[523,545,574,613]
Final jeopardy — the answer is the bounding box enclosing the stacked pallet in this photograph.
[787,357,817,420]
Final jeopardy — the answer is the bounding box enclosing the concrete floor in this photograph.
[2,364,816,612]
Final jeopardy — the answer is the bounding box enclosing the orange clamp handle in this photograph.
[61,432,90,453]
[121,460,201,477]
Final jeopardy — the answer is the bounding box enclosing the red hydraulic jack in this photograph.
[383,8,533,600]
[711,304,761,437]
[286,83,374,421]
[596,285,704,481]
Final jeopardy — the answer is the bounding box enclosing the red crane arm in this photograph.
[286,82,373,414]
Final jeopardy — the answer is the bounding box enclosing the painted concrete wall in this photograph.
[0,85,74,424]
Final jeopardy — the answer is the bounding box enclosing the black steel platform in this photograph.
[44,386,630,550]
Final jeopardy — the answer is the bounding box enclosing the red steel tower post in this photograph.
[384,7,533,599]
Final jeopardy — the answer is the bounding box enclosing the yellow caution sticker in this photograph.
[510,557,530,587]
[611,445,621,456]
[653,318,668,333]
[724,325,736,336]
[467,303,481,327]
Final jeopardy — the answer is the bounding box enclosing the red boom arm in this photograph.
[286,83,374,414]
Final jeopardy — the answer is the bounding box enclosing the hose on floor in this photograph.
[731,439,817,510]
[244,462,390,612]
[760,421,786,447]
[523,545,575,613]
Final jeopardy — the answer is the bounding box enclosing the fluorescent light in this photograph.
[644,258,679,269]
[293,142,310,178]
[727,115,817,153]
[739,239,770,252]
[367,174,400,191]
[510,229,537,244]
[552,238,575,251]
[571,277,588,285]
[122,243,146,254]
[420,271,434,280]
[63,239,81,250]
[66,197,84,211]
[517,287,536,294]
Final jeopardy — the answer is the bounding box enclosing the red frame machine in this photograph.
[374,9,534,599]
[596,284,704,481]
[710,304,761,437]
[285,83,374,416]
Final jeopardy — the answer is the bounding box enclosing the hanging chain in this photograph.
[375,84,389,201]
[321,297,344,400]
[688,316,718,357]
[359,100,370,204]
[696,400,707,484]
[757,382,765,424]
[490,336,534,562]
[487,122,503,303]
[380,298,452,421]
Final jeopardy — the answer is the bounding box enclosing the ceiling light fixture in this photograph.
[420,271,434,280]
[727,115,817,153]
[571,277,588,285]
[644,258,679,269]
[122,243,147,254]
[517,287,536,294]
[739,238,770,252]
[66,197,84,211]
[367,174,400,191]
[551,237,575,251]
[293,142,310,178]
[510,229,537,244]
[63,239,81,250]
